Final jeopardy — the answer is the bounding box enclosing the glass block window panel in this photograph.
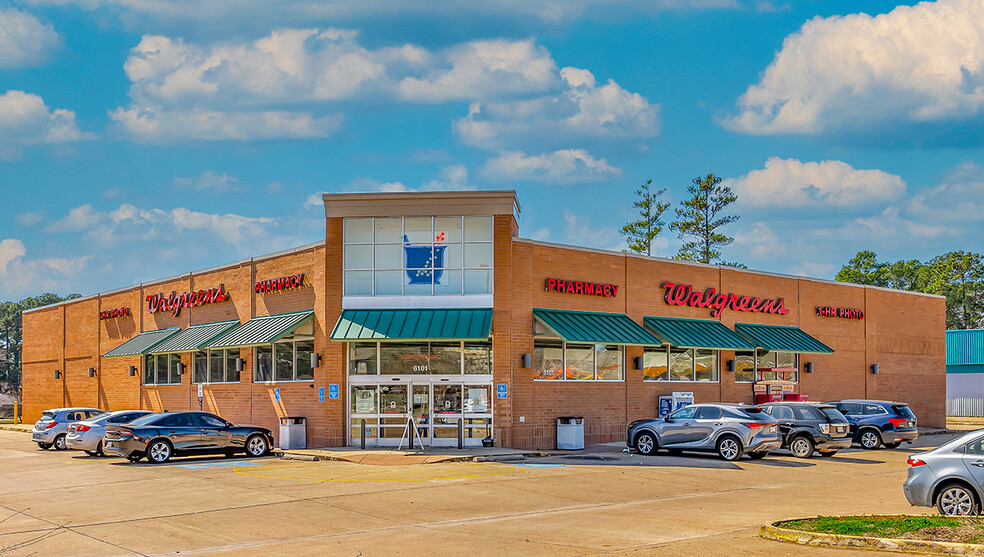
[344,245,373,269]
[463,269,492,295]
[373,218,402,243]
[344,271,372,295]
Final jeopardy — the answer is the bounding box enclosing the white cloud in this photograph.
[0,8,59,68]
[421,164,472,190]
[46,204,102,233]
[454,67,659,149]
[724,0,984,135]
[909,161,984,224]
[0,238,91,298]
[851,207,945,242]
[173,170,244,192]
[728,157,906,208]
[733,222,786,258]
[561,210,626,252]
[0,90,94,148]
[482,149,621,184]
[15,211,44,226]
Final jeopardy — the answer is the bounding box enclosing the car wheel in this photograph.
[937,483,979,516]
[84,450,98,456]
[147,440,173,464]
[884,441,902,449]
[859,430,882,450]
[53,434,67,450]
[790,436,815,459]
[747,451,768,459]
[818,450,838,457]
[634,432,657,456]
[95,441,104,456]
[246,434,269,457]
[37,442,51,450]
[716,435,743,461]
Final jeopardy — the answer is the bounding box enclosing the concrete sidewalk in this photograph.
[280,446,547,465]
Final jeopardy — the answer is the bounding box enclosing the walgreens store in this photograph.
[22,191,947,449]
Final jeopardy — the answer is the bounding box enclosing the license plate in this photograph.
[105,441,115,448]
[909,421,915,427]
[768,425,777,433]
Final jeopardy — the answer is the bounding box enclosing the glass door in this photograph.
[431,384,462,447]
[412,384,430,443]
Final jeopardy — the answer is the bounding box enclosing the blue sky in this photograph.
[2,0,983,299]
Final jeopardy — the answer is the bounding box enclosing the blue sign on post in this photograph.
[318,387,325,402]
[274,388,280,402]
[328,384,339,399]
[496,383,508,399]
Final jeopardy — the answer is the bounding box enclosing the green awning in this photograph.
[330,308,492,341]
[148,320,240,354]
[102,327,181,358]
[533,308,661,346]
[734,323,834,354]
[206,310,314,349]
[644,317,755,350]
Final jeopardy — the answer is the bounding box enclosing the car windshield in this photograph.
[893,405,916,419]
[128,413,165,426]
[938,431,984,453]
[820,407,848,423]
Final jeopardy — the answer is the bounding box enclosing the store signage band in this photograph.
[255,273,305,294]
[146,284,229,317]
[545,278,619,297]
[661,281,789,318]
[99,307,130,320]
[816,306,864,320]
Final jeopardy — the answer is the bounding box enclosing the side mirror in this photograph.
[664,416,673,423]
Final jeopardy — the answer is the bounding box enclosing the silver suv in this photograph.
[904,430,984,515]
[32,407,103,450]
[66,410,153,456]
[627,403,782,461]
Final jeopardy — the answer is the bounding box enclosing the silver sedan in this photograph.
[66,410,154,456]
[904,430,984,515]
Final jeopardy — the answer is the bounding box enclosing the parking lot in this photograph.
[0,429,958,557]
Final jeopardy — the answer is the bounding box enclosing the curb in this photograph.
[761,518,984,555]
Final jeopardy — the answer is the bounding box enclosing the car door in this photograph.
[769,405,797,442]
[690,406,723,446]
[660,405,698,446]
[961,436,984,492]
[163,414,203,451]
[836,403,862,436]
[196,413,233,449]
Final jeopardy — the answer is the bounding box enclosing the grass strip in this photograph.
[784,515,984,543]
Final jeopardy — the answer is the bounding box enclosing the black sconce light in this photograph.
[128,365,136,377]
[53,369,61,380]
[726,360,736,372]
[634,356,644,370]
[871,363,879,375]
[805,362,814,374]
[235,358,244,373]
[521,353,532,368]
[87,367,97,378]
[310,353,321,368]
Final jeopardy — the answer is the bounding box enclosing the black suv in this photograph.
[760,402,852,458]
[828,399,918,449]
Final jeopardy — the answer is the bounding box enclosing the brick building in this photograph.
[22,191,947,449]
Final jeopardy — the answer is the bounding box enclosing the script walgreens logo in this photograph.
[661,281,789,318]
[146,284,229,317]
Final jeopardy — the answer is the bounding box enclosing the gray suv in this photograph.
[904,430,984,515]
[627,403,782,461]
[32,407,103,450]
[66,410,154,456]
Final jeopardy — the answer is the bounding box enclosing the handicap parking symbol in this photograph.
[328,384,339,399]
[496,383,508,399]
[318,387,325,402]
[274,388,280,402]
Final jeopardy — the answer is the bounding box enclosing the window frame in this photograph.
[347,340,493,376]
[142,352,182,386]
[253,338,316,383]
[733,350,799,383]
[640,346,719,383]
[192,348,241,385]
[532,340,625,382]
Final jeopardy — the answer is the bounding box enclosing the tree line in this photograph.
[0,293,81,397]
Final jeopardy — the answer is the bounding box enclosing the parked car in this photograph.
[760,402,852,458]
[828,399,918,449]
[66,410,155,456]
[103,411,275,463]
[626,403,781,461]
[32,407,104,450]
[904,429,984,516]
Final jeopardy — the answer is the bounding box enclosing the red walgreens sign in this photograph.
[99,307,130,320]
[661,281,789,318]
[146,284,229,317]
[255,273,305,294]
[816,306,864,320]
[545,278,619,297]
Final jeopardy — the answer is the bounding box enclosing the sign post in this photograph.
[197,384,203,410]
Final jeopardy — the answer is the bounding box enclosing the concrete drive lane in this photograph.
[0,430,955,556]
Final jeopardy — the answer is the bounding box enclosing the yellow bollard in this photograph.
[14,401,19,424]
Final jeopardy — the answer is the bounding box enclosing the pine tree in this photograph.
[620,179,670,256]
[670,173,739,264]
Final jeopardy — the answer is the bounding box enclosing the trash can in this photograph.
[556,416,584,450]
[279,416,306,450]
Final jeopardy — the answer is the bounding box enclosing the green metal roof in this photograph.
[644,317,755,350]
[947,329,984,367]
[148,320,240,354]
[330,308,493,341]
[206,310,314,349]
[102,327,181,358]
[533,308,661,346]
[734,323,834,354]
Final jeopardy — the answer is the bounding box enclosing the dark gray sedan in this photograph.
[103,411,274,463]
[626,403,782,461]
[904,430,984,515]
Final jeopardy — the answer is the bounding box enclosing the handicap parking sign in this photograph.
[318,387,325,402]
[329,384,339,399]
[496,383,508,399]
[274,388,280,402]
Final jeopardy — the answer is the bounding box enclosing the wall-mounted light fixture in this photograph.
[634,356,644,371]
[805,362,814,374]
[53,369,61,380]
[871,363,880,375]
[128,365,137,377]
[176,362,185,376]
[235,358,244,373]
[87,368,97,378]
[310,353,321,368]
[521,353,532,368]
[726,360,736,372]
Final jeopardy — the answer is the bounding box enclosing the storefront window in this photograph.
[463,342,492,374]
[433,384,462,414]
[143,354,154,384]
[566,344,594,380]
[596,345,623,380]
[195,348,241,384]
[255,340,316,382]
[255,345,273,382]
[695,349,717,382]
[754,350,798,382]
[342,216,494,296]
[296,340,314,381]
[209,350,223,383]
[533,340,564,380]
[356,341,490,375]
[644,347,720,382]
[275,342,292,381]
[195,351,209,383]
[734,351,755,382]
[534,341,624,381]
[351,385,377,414]
[429,342,462,374]
[379,385,407,414]
[669,349,694,381]
[642,348,668,381]
[349,343,378,375]
[226,349,240,382]
[380,343,429,374]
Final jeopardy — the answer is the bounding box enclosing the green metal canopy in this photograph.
[330,308,492,341]
[148,320,240,354]
[533,308,661,346]
[644,316,755,350]
[734,323,834,354]
[102,327,181,358]
[206,310,314,349]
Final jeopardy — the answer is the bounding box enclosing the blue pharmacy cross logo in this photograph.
[404,235,446,285]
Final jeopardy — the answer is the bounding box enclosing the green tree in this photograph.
[922,252,984,330]
[670,173,740,264]
[620,179,670,256]
[0,293,81,395]
[835,251,887,286]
